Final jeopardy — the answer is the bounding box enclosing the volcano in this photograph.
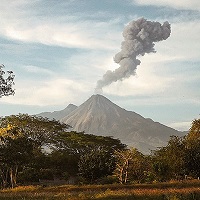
[60,94,183,153]
[37,104,77,120]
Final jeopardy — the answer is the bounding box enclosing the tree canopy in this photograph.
[0,114,126,187]
[0,114,69,147]
[0,115,199,187]
[184,119,200,177]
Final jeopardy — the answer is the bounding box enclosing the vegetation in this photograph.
[184,119,200,178]
[0,114,69,188]
[0,181,199,199]
[0,113,200,199]
[114,148,148,184]
[0,64,15,98]
[0,114,126,187]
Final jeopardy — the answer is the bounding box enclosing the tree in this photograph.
[152,160,170,182]
[56,131,126,155]
[152,136,185,181]
[186,119,200,144]
[0,64,15,98]
[128,150,147,183]
[166,136,185,178]
[0,137,34,188]
[0,125,34,188]
[56,131,126,183]
[114,148,146,184]
[0,114,69,148]
[0,114,69,187]
[184,119,200,178]
[114,149,132,184]
[47,150,78,180]
[78,146,115,183]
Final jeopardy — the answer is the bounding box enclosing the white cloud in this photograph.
[102,59,174,98]
[168,121,191,131]
[20,65,54,75]
[163,21,200,61]
[101,53,200,106]
[65,50,119,82]
[0,1,121,50]
[0,0,199,127]
[0,77,91,106]
[134,0,200,11]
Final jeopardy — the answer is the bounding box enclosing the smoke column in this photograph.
[95,18,171,93]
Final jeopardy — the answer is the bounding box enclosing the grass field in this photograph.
[0,180,200,200]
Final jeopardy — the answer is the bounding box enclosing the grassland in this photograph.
[0,180,200,200]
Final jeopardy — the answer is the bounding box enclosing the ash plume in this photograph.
[95,18,171,93]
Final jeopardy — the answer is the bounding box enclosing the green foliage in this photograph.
[78,147,116,183]
[55,131,126,183]
[17,167,40,183]
[188,119,200,139]
[0,113,199,188]
[0,136,34,166]
[47,150,78,178]
[0,113,126,186]
[114,148,148,184]
[184,146,200,178]
[153,161,170,182]
[0,114,69,147]
[184,119,200,178]
[0,126,35,188]
[152,136,185,181]
[56,131,126,155]
[151,119,200,181]
[0,114,69,188]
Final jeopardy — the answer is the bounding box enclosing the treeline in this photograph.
[0,114,199,188]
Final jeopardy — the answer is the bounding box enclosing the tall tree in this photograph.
[0,114,69,148]
[78,146,115,183]
[114,149,133,184]
[184,119,200,178]
[0,125,34,188]
[152,136,185,181]
[56,131,126,183]
[0,64,15,98]
[114,148,146,184]
[0,114,69,187]
[186,119,200,144]
[56,131,126,155]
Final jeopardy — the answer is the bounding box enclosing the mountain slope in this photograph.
[37,104,77,120]
[60,95,183,153]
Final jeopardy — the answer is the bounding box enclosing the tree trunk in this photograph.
[119,167,123,184]
[0,168,9,188]
[124,160,129,184]
[13,165,18,186]
[10,168,14,188]
[124,169,128,184]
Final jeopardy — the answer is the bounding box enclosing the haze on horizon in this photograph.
[0,0,199,131]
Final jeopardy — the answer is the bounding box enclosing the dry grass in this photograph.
[0,180,200,200]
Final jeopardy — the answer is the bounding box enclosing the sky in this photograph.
[0,0,199,131]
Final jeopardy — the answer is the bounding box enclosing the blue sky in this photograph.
[0,0,199,131]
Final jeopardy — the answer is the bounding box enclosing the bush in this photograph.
[96,175,118,185]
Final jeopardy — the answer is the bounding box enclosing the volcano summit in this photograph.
[58,95,183,153]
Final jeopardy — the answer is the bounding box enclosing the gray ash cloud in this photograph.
[95,18,171,93]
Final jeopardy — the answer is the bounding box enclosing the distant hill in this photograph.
[37,104,77,120]
[60,94,184,154]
